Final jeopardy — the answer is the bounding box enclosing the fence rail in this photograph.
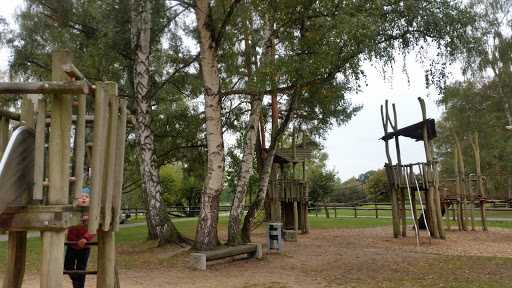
[120,202,512,221]
[308,202,512,219]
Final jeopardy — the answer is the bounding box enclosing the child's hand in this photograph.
[82,215,89,221]
[78,238,87,247]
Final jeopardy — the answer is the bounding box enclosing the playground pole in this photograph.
[41,49,73,288]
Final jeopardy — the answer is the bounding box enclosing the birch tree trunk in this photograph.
[241,95,297,242]
[131,0,188,246]
[226,95,262,244]
[227,3,271,244]
[194,0,225,251]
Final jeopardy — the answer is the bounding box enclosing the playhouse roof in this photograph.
[380,118,436,141]
[266,148,313,164]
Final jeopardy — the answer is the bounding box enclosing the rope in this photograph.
[404,168,420,247]
[414,174,431,245]
[311,191,386,207]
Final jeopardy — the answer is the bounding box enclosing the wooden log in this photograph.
[97,230,116,288]
[33,100,46,201]
[0,116,9,151]
[2,231,27,288]
[89,82,108,234]
[41,49,75,288]
[48,50,73,205]
[480,200,488,231]
[293,200,298,232]
[400,188,406,237]
[60,61,95,97]
[73,94,86,201]
[0,81,89,95]
[101,83,118,231]
[444,203,451,230]
[0,109,18,122]
[433,160,445,239]
[112,99,128,232]
[189,243,262,270]
[41,230,65,288]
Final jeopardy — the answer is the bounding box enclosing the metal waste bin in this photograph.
[267,223,283,252]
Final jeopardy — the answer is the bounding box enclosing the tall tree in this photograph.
[131,0,189,246]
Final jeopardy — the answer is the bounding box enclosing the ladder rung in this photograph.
[63,270,97,275]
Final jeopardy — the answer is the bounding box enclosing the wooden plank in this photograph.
[73,94,86,201]
[89,82,108,234]
[0,81,89,95]
[101,83,118,231]
[48,49,73,205]
[2,231,27,288]
[112,99,128,232]
[97,230,116,288]
[40,230,65,288]
[33,100,46,201]
[0,205,85,231]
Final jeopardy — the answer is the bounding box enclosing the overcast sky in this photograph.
[1,2,461,181]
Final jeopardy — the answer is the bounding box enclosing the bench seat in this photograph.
[190,243,262,270]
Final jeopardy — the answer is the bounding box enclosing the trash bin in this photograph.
[267,223,283,252]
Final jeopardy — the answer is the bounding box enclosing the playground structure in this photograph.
[381,97,446,240]
[268,129,312,234]
[0,49,128,287]
[381,97,491,242]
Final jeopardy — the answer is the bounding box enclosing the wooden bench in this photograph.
[190,243,262,270]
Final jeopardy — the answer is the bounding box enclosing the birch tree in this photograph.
[131,0,189,246]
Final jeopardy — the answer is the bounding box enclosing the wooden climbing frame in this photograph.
[0,49,128,288]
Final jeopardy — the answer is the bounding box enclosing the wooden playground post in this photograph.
[33,100,46,201]
[381,101,401,238]
[292,127,298,232]
[0,115,8,151]
[89,82,108,234]
[41,49,74,288]
[419,97,442,239]
[72,93,87,201]
[302,132,309,234]
[112,99,128,232]
[454,149,463,231]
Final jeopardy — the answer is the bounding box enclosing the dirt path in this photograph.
[13,226,512,287]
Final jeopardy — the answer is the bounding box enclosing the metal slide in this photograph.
[0,126,35,215]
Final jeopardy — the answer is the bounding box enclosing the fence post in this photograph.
[334,208,337,218]
[375,203,378,218]
[354,204,357,218]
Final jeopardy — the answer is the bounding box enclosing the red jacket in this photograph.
[67,227,96,249]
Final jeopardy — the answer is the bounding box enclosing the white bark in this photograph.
[131,0,172,244]
[227,96,262,244]
[194,0,225,251]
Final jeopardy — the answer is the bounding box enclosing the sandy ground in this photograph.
[11,226,512,287]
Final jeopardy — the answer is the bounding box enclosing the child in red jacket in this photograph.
[64,187,96,288]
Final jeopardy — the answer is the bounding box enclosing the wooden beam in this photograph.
[2,231,27,288]
[0,205,86,231]
[0,81,89,95]
[0,107,20,121]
